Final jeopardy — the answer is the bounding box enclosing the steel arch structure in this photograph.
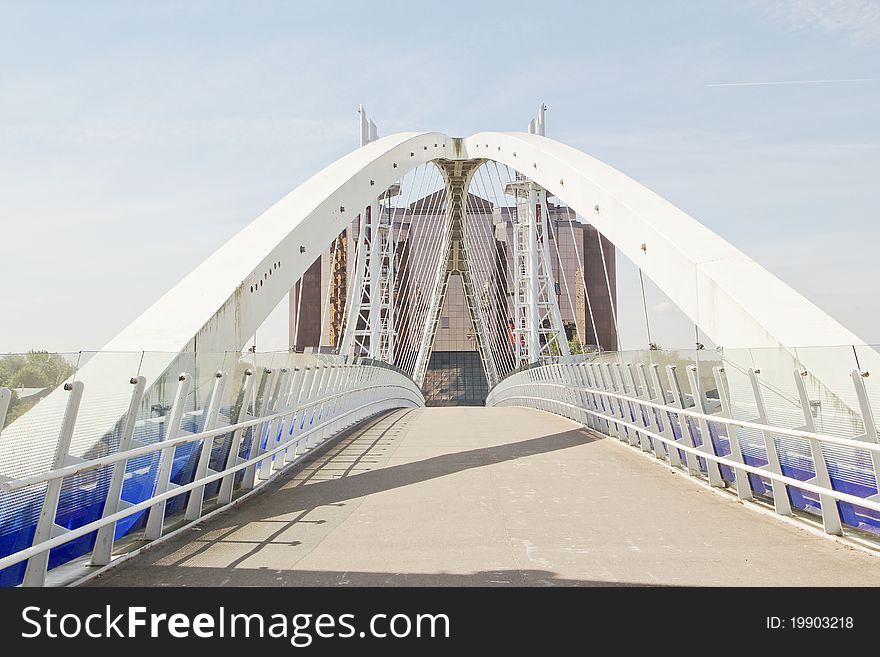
[102,129,868,414]
[111,130,864,367]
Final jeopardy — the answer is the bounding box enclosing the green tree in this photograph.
[546,334,592,357]
[0,351,76,426]
[568,334,585,355]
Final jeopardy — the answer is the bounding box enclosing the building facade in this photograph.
[289,189,616,405]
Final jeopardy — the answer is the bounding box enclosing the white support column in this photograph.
[288,366,315,460]
[23,381,84,587]
[748,368,793,516]
[305,365,327,449]
[243,367,278,488]
[685,365,724,487]
[237,368,265,491]
[276,366,305,469]
[91,375,147,565]
[634,364,656,453]
[316,364,339,444]
[217,369,256,504]
[712,366,753,500]
[849,369,880,497]
[0,387,11,436]
[665,365,701,475]
[184,371,228,519]
[258,367,290,481]
[615,364,638,446]
[267,366,294,469]
[650,364,681,467]
[144,373,192,541]
[793,369,842,534]
[639,363,664,458]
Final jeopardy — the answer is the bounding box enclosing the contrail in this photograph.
[707,77,880,87]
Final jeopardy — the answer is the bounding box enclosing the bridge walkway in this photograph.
[84,407,880,587]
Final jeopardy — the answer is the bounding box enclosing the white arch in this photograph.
[80,129,870,360]
[463,132,863,351]
[108,132,453,354]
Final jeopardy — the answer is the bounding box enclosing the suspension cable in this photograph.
[463,176,509,378]
[395,166,449,375]
[386,168,429,370]
[406,177,455,375]
[470,164,519,375]
[596,226,620,351]
[485,161,524,370]
[639,269,654,349]
[546,198,584,351]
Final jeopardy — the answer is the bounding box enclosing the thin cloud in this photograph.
[706,77,880,87]
[754,0,880,45]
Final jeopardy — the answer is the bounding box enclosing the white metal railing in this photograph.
[0,360,423,586]
[487,360,880,540]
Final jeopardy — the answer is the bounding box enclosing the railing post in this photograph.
[305,365,327,449]
[552,365,563,417]
[711,366,752,500]
[274,367,303,471]
[184,371,229,520]
[600,363,622,440]
[618,363,640,447]
[242,367,276,490]
[258,367,290,481]
[327,364,349,433]
[634,364,656,453]
[217,369,256,505]
[648,364,679,466]
[0,387,11,435]
[644,364,668,460]
[144,373,192,541]
[685,365,724,487]
[316,364,341,443]
[573,364,583,420]
[91,375,147,565]
[793,369,842,534]
[748,368,792,516]
[287,366,314,462]
[589,363,611,435]
[22,380,85,587]
[576,364,595,430]
[357,366,372,422]
[850,368,880,476]
[847,368,880,514]
[666,365,701,475]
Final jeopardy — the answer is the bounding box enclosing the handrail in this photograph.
[494,380,880,455]
[0,394,420,574]
[488,361,880,540]
[1,382,420,493]
[494,394,880,514]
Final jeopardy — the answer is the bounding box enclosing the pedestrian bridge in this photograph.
[2,107,880,586]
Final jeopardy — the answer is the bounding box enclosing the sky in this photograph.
[1,0,879,353]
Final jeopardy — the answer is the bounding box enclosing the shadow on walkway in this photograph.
[85,409,598,586]
[90,566,664,587]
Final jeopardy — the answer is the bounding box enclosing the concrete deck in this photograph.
[85,407,880,587]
